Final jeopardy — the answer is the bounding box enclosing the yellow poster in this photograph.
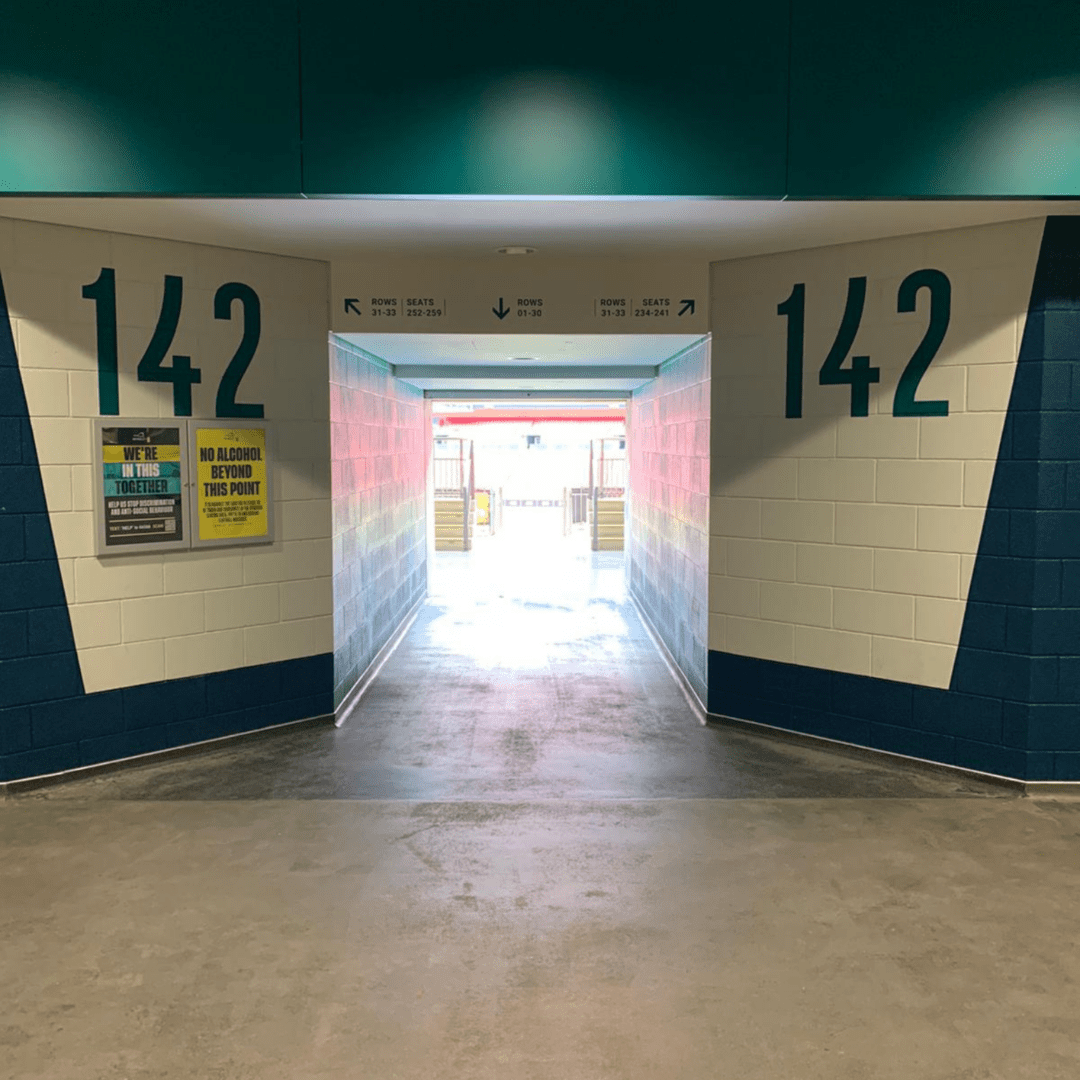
[195,426,269,541]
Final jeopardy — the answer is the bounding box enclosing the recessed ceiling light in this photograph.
[497,246,536,255]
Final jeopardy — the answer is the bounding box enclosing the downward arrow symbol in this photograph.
[492,298,510,320]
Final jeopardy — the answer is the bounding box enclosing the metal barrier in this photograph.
[433,437,474,494]
[589,437,626,500]
[570,487,590,524]
[433,437,476,550]
[597,456,626,493]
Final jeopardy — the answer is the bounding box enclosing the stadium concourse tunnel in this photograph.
[8,6,1080,1072]
[325,331,711,735]
[4,206,1080,1080]
[4,211,1080,791]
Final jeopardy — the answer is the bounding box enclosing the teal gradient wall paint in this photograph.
[2,2,1080,197]
[0,3,301,194]
[298,0,789,196]
[788,0,1080,197]
[329,339,429,710]
[627,339,711,701]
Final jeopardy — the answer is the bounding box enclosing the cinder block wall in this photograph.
[330,338,430,709]
[954,216,1080,778]
[707,216,1080,781]
[627,338,710,703]
[0,217,334,782]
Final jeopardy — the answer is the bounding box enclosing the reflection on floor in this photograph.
[6,505,1080,1079]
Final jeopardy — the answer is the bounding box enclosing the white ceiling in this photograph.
[337,333,697,389]
[338,333,702,367]
[399,375,650,391]
[0,196,1077,260]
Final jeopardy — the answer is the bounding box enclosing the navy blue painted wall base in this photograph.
[0,654,334,783]
[707,652,1056,781]
[0,272,84,717]
[708,216,1080,783]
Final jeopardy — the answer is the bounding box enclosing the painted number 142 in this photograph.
[777,268,951,419]
[82,268,263,419]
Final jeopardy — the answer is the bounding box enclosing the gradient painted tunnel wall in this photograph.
[330,338,430,710]
[626,339,711,703]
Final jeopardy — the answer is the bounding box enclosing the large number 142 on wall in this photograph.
[82,269,264,419]
[778,269,951,419]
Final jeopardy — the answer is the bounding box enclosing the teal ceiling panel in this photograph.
[0,3,301,195]
[299,0,789,197]
[789,0,1080,197]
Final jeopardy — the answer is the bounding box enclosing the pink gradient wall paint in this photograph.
[330,339,431,708]
[626,339,710,702]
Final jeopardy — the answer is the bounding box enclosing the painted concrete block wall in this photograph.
[708,216,1080,780]
[330,338,430,709]
[627,339,710,702]
[710,219,1043,682]
[1,216,333,781]
[955,216,1080,778]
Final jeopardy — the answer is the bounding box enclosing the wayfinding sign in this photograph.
[330,258,708,334]
[342,296,448,320]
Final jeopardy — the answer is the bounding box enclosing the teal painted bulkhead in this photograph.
[299,0,788,197]
[0,2,302,195]
[788,0,1080,197]
[2,2,1080,197]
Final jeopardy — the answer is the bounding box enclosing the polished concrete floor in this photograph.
[5,511,1080,1078]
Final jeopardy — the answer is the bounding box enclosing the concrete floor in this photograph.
[4,511,1080,1078]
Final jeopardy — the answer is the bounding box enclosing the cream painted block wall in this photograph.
[709,218,1044,689]
[3,217,333,693]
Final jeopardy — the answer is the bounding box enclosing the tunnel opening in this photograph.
[430,399,626,577]
[425,402,631,703]
[329,332,711,725]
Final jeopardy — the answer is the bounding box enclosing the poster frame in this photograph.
[92,417,191,557]
[187,419,275,550]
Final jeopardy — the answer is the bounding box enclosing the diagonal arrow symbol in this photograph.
[678,298,695,317]
[344,298,362,316]
[492,297,510,320]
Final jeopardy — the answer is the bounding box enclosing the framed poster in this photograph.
[189,421,274,548]
[93,420,189,555]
